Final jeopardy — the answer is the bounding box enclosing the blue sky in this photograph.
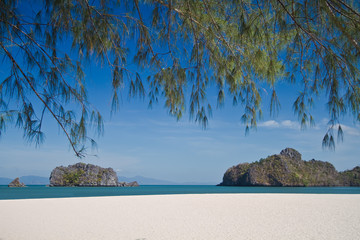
[1,2,360,184]
[1,64,359,183]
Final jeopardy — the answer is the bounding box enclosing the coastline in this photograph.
[1,194,359,240]
[2,185,360,200]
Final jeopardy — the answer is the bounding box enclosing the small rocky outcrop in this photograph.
[280,148,302,161]
[49,163,139,187]
[8,177,26,187]
[219,148,360,187]
[118,181,139,187]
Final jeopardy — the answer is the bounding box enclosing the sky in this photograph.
[1,2,360,184]
[1,66,359,184]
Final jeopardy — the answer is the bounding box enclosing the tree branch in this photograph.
[0,41,82,157]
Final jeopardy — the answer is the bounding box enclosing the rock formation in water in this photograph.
[118,181,140,187]
[8,177,26,187]
[219,148,360,187]
[49,163,139,187]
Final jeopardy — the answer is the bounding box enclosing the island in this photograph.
[8,177,26,187]
[49,163,139,187]
[218,148,360,187]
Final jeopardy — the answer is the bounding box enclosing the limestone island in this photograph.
[219,148,360,187]
[49,163,139,187]
[8,177,26,187]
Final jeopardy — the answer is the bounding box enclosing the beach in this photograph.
[0,194,359,240]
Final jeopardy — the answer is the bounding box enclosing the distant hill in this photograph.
[20,176,49,185]
[180,181,217,185]
[0,176,49,185]
[1,174,215,186]
[219,148,360,187]
[118,176,177,185]
[118,176,216,185]
[0,177,12,185]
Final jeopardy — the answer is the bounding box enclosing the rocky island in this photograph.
[49,163,139,187]
[8,177,26,187]
[219,148,360,187]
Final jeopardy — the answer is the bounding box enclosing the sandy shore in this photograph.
[0,194,359,240]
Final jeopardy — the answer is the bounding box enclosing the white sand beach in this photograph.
[1,194,359,240]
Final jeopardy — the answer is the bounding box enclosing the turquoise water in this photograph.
[1,185,360,200]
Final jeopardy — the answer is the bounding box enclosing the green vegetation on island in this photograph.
[49,163,139,187]
[219,148,360,187]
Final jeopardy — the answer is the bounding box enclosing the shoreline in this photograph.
[2,185,360,201]
[1,194,360,239]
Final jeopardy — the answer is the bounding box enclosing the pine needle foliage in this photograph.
[1,0,360,156]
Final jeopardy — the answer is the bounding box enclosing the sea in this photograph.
[1,185,360,200]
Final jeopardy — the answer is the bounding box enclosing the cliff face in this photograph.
[49,163,138,187]
[219,148,359,187]
[340,167,360,186]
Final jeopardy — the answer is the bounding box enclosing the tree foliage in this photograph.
[1,0,359,156]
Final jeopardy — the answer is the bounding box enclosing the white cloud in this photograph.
[280,120,300,129]
[259,120,280,128]
[258,120,300,129]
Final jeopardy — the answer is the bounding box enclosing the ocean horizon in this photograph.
[1,185,360,200]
